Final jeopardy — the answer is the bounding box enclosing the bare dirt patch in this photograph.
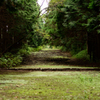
[22,49,100,68]
[22,49,71,65]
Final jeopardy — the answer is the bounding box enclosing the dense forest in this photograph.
[0,0,43,67]
[0,0,100,68]
[44,0,100,61]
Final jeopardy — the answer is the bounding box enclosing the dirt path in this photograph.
[22,49,71,65]
[5,49,97,71]
[22,49,100,67]
[1,49,100,71]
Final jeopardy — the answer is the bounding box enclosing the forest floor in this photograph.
[0,49,100,100]
[11,48,100,71]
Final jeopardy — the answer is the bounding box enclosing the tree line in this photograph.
[0,0,43,55]
[0,0,100,68]
[0,0,44,68]
[43,0,100,61]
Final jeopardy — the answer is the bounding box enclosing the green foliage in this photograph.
[0,53,22,68]
[60,46,68,52]
[14,0,40,47]
[17,44,42,56]
[73,49,90,60]
[0,44,43,68]
[28,31,43,48]
[0,0,43,51]
[44,0,87,53]
[0,0,44,68]
[18,49,30,57]
[43,0,100,61]
[32,46,43,52]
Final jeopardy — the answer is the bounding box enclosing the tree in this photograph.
[44,0,86,52]
[44,0,100,61]
[0,0,42,54]
[71,0,100,61]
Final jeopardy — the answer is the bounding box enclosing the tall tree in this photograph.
[0,0,42,54]
[44,0,100,61]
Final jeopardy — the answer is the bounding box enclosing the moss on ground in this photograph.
[0,71,100,100]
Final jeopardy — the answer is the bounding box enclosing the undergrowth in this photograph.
[0,53,22,68]
[0,45,42,68]
[73,49,90,60]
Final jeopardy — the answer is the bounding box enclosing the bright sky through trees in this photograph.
[37,0,50,14]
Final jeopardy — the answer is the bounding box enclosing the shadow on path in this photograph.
[22,49,100,68]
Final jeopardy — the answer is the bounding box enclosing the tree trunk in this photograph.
[87,32,100,61]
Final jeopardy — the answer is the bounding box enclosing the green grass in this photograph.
[14,65,99,69]
[0,71,100,100]
[73,49,90,60]
[51,56,68,59]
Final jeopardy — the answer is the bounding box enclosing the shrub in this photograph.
[0,45,43,68]
[0,53,22,68]
[17,44,34,56]
[17,49,30,56]
[73,49,90,60]
[60,46,67,52]
[33,46,43,52]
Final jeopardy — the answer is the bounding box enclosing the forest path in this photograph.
[10,49,100,71]
[22,49,71,66]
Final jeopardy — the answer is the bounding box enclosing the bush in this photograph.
[73,49,90,60]
[17,49,30,56]
[33,46,43,52]
[59,46,67,52]
[0,53,22,68]
[0,45,43,68]
[17,44,35,56]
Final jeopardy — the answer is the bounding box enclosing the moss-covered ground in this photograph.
[0,71,100,100]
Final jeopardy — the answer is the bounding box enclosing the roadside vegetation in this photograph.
[72,49,90,61]
[0,45,42,68]
[0,0,43,68]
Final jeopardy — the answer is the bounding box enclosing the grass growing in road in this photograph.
[0,71,100,100]
[15,65,99,69]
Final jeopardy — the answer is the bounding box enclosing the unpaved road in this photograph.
[22,49,71,65]
[21,49,100,68]
[1,49,100,71]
